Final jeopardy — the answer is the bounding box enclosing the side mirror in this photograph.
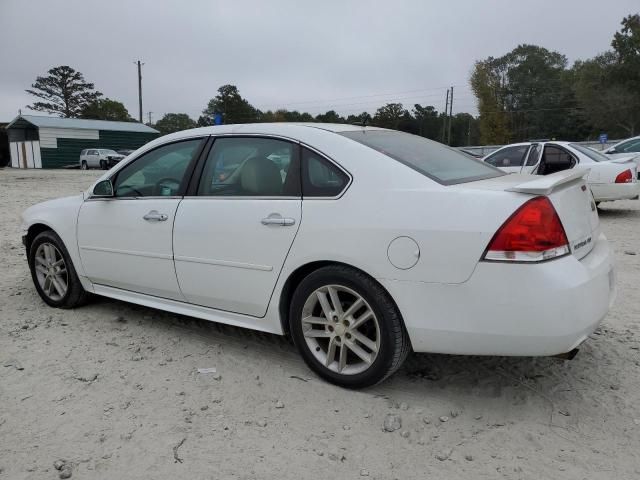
[92,179,114,198]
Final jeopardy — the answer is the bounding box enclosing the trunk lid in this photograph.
[505,170,598,260]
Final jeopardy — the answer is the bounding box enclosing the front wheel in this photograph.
[28,230,89,308]
[100,159,107,170]
[289,265,410,388]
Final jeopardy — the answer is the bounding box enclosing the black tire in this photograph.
[100,159,107,170]
[81,161,88,170]
[28,230,90,309]
[289,265,410,388]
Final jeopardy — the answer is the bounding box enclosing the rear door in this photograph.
[173,136,302,317]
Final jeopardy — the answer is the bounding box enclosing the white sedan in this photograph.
[483,141,639,203]
[602,135,640,170]
[21,125,615,387]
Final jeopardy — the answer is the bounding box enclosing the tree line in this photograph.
[24,13,638,146]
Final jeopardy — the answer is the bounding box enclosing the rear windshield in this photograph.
[568,144,605,162]
[340,130,504,185]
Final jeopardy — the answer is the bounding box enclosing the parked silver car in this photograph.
[79,149,125,170]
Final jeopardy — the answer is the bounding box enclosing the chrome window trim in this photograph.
[85,196,183,202]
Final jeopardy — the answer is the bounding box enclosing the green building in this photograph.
[5,115,159,168]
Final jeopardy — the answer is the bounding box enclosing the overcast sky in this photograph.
[0,0,637,122]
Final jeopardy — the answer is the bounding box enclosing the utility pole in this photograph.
[134,60,144,123]
[442,88,450,143]
[147,111,153,125]
[447,86,454,145]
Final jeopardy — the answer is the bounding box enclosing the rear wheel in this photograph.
[28,230,89,308]
[289,265,410,388]
[81,161,88,170]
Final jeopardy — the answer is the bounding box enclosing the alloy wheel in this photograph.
[34,243,68,301]
[301,284,380,375]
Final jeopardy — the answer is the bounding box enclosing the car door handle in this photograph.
[143,210,168,222]
[261,214,296,226]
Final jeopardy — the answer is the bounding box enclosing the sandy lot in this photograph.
[1,168,639,479]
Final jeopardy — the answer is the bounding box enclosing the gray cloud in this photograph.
[0,0,637,121]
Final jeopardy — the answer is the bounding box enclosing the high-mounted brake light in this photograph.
[483,196,570,262]
[615,169,633,183]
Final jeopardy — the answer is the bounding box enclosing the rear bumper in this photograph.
[591,182,639,202]
[379,233,615,356]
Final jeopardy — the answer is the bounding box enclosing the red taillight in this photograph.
[615,169,633,183]
[483,196,570,262]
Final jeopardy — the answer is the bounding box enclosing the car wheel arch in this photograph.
[278,260,406,337]
[25,223,56,252]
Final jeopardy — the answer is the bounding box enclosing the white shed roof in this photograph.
[6,115,159,133]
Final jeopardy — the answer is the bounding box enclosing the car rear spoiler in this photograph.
[506,169,589,196]
[609,156,637,164]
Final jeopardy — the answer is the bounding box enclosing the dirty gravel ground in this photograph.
[1,168,639,479]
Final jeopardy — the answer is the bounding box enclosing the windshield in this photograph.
[569,144,606,162]
[340,130,504,185]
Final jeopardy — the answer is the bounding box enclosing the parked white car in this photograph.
[483,141,639,203]
[602,136,640,170]
[79,149,125,170]
[21,125,615,387]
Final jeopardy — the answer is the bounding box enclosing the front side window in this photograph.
[302,148,349,197]
[197,137,300,196]
[113,138,202,197]
[485,145,529,168]
[341,130,503,185]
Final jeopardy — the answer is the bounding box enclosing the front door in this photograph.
[77,137,205,299]
[173,136,302,317]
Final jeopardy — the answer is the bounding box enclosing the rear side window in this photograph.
[197,137,301,197]
[340,130,502,185]
[302,147,349,197]
[485,145,529,167]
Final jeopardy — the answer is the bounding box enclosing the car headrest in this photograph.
[240,156,282,195]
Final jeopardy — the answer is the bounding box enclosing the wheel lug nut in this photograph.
[346,333,351,339]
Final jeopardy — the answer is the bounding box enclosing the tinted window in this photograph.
[485,145,529,167]
[617,139,640,153]
[197,137,300,197]
[302,148,349,197]
[114,139,202,197]
[569,144,605,162]
[538,145,576,175]
[340,130,502,185]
